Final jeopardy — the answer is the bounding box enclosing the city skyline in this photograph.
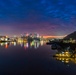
[0,0,76,36]
[0,32,66,39]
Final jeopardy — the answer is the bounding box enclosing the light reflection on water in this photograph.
[50,43,76,65]
[19,40,45,49]
[0,40,45,49]
[0,41,76,74]
[52,50,76,65]
[54,57,76,65]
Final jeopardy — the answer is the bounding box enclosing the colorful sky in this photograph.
[0,0,76,36]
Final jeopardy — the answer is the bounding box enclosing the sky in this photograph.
[0,0,76,36]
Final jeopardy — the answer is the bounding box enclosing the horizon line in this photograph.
[43,35,67,38]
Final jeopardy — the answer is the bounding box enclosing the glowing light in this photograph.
[43,35,66,39]
[26,43,28,48]
[5,38,8,41]
[40,41,44,46]
[14,42,16,46]
[34,41,40,49]
[65,52,69,54]
[65,61,69,63]
[24,43,29,49]
[31,41,34,46]
[5,42,8,49]
[0,43,4,46]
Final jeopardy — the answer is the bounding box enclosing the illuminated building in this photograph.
[0,36,10,42]
[29,33,33,38]
[33,33,37,38]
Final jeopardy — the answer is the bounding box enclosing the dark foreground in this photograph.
[0,43,76,75]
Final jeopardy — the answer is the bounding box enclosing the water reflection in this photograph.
[51,43,76,65]
[13,42,17,46]
[0,42,10,49]
[31,40,40,49]
[24,43,28,49]
[20,40,44,49]
[0,40,44,49]
[54,57,76,65]
[5,42,9,49]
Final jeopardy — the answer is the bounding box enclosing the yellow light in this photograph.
[65,52,69,54]
[62,54,64,56]
[65,60,69,63]
[59,54,61,56]
[62,58,64,61]
[66,58,69,61]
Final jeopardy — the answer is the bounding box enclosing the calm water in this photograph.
[0,41,76,75]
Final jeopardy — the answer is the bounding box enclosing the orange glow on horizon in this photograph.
[43,35,66,39]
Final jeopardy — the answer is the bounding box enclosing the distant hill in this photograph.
[64,31,76,40]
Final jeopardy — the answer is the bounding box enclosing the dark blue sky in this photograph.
[0,0,76,36]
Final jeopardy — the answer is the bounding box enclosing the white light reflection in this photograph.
[14,42,17,46]
[24,43,29,49]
